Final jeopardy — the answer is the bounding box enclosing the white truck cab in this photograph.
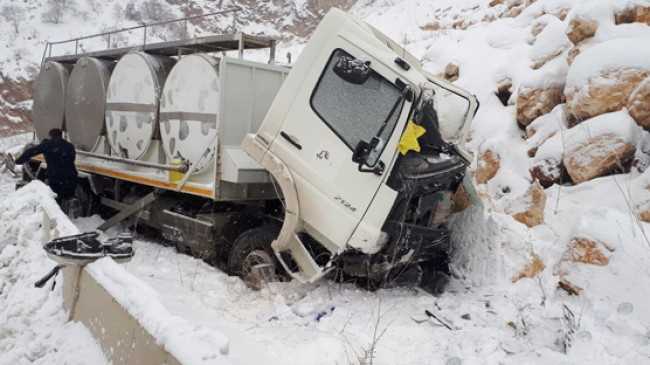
[243,9,479,285]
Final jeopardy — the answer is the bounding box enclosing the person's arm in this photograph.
[15,142,45,165]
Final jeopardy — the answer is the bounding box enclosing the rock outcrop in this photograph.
[563,133,635,184]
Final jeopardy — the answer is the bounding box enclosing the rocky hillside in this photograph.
[356,0,650,361]
[0,0,356,136]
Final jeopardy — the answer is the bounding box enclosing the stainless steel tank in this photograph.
[65,57,113,151]
[105,52,174,159]
[160,54,220,174]
[32,61,71,141]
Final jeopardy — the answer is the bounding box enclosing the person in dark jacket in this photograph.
[15,128,78,202]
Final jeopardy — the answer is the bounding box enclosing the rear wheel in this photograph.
[228,225,281,290]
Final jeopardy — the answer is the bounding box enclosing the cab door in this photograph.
[268,41,411,253]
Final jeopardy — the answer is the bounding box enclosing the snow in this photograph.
[529,16,570,67]
[0,180,107,365]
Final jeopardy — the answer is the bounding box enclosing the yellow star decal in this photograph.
[398,120,426,155]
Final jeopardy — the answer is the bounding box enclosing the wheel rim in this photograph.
[241,249,277,290]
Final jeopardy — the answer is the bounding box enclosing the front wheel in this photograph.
[228,225,282,290]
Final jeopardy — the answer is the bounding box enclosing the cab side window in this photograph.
[310,49,403,152]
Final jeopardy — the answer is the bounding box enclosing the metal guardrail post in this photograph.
[143,26,147,49]
[238,33,244,59]
[107,33,111,49]
[40,43,49,67]
[269,39,277,64]
[75,40,78,55]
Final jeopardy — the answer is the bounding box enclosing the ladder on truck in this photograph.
[40,7,278,67]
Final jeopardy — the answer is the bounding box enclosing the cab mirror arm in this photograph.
[352,138,385,176]
[358,160,385,175]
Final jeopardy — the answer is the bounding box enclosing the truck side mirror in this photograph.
[334,55,371,85]
[352,137,385,175]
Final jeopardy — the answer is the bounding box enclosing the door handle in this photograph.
[280,131,302,150]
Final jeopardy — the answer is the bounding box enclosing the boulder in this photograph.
[511,253,545,283]
[566,16,598,45]
[489,0,504,7]
[532,110,641,187]
[516,85,564,126]
[566,68,649,124]
[530,158,562,187]
[615,5,650,25]
[563,133,635,184]
[563,237,613,266]
[475,149,500,184]
[565,38,650,123]
[507,180,546,227]
[444,63,460,82]
[628,77,650,128]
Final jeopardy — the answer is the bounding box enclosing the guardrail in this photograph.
[40,7,242,66]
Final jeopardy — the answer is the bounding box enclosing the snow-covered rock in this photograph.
[628,77,650,128]
[529,17,571,69]
[614,2,650,24]
[526,104,568,157]
[563,133,636,184]
[566,16,598,45]
[511,253,545,282]
[564,37,650,123]
[516,85,565,126]
[506,180,547,227]
[532,110,643,186]
[475,149,501,184]
[562,237,613,266]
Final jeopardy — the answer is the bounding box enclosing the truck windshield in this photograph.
[311,49,403,152]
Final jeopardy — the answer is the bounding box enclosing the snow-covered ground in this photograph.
[2,0,650,363]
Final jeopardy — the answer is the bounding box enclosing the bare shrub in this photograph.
[42,0,76,24]
[1,5,25,34]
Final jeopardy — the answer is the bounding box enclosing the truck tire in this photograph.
[228,225,281,290]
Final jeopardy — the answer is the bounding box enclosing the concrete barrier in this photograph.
[62,266,183,365]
